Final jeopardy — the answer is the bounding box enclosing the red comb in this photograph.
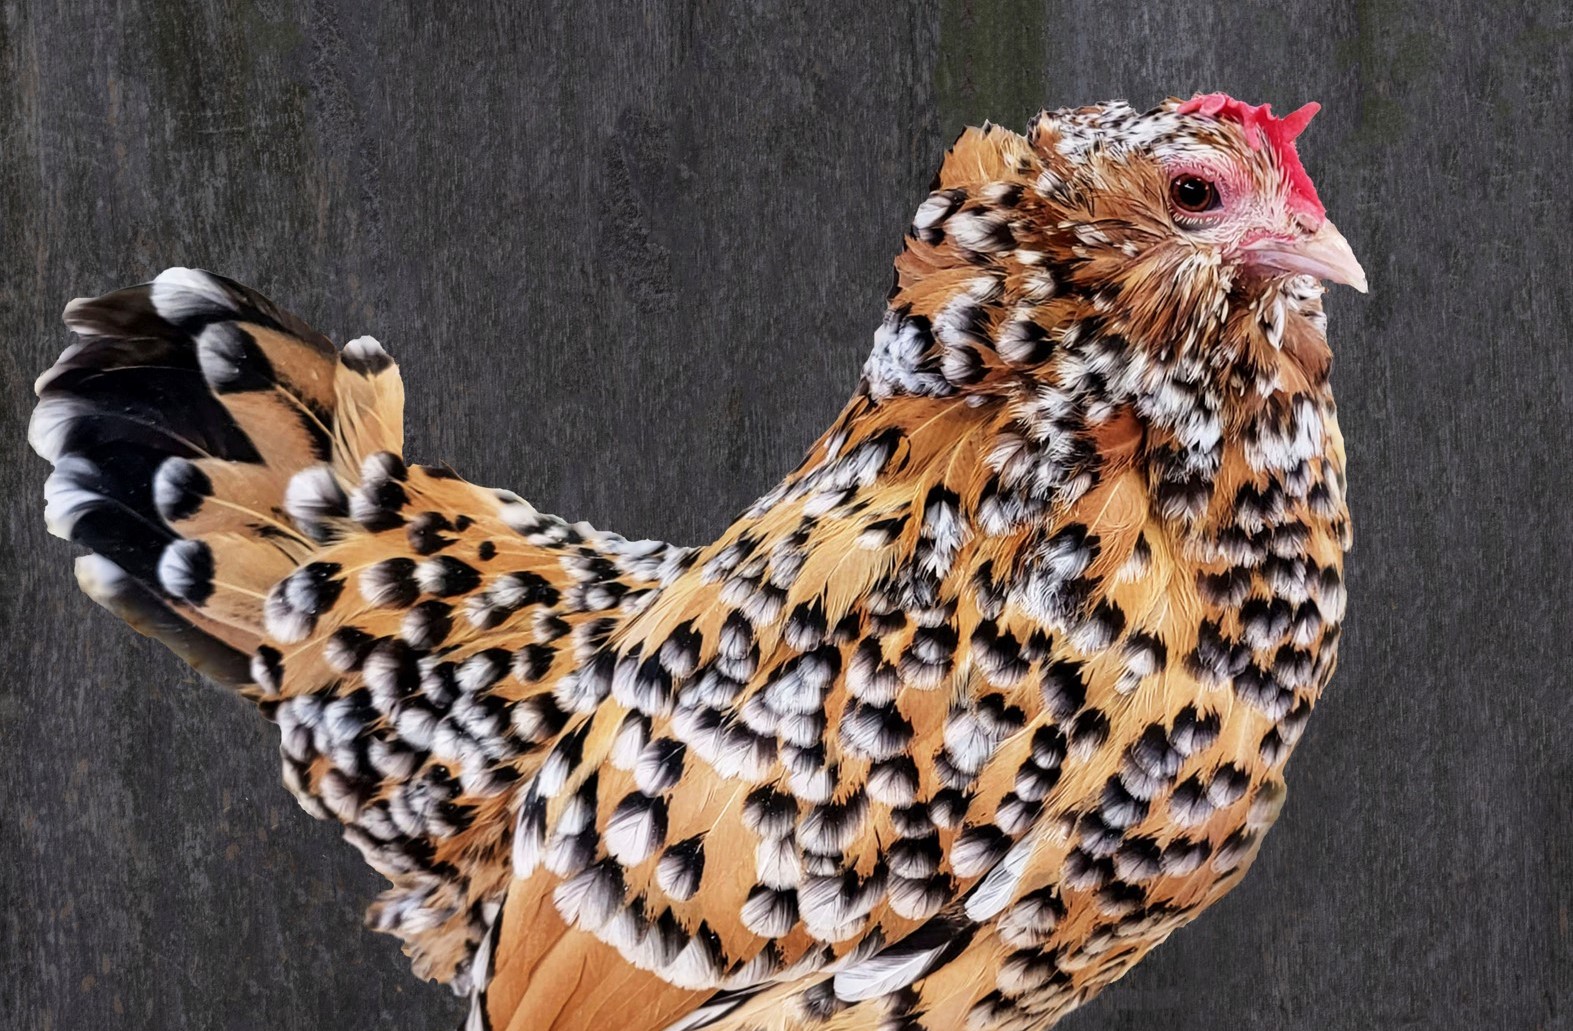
[1178,92,1325,222]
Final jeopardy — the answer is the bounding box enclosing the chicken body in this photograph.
[31,95,1363,1031]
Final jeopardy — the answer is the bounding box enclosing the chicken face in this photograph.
[1179,95,1366,295]
[1026,94,1367,317]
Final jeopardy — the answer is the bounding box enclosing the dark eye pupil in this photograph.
[1170,176,1218,213]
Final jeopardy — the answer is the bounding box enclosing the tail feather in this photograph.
[31,267,697,994]
[73,552,258,683]
[31,267,394,685]
[334,335,406,466]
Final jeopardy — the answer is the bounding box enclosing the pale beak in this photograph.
[1244,219,1368,293]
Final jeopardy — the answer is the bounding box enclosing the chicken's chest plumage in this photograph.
[905,430,1349,1030]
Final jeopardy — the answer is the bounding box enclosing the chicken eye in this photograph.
[1169,175,1220,214]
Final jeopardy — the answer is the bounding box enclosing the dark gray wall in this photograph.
[2,2,1568,1029]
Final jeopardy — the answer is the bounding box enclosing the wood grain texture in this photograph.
[0,1,1568,1029]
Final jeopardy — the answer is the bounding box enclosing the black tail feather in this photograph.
[31,267,348,686]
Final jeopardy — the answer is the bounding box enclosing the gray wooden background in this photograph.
[3,2,1569,1029]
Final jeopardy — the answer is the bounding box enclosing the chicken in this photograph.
[29,92,1365,1031]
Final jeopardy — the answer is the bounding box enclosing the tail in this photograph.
[31,267,403,687]
[30,267,693,994]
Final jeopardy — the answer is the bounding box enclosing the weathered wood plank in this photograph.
[1,1,1567,1028]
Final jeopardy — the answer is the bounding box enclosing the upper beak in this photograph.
[1244,219,1368,294]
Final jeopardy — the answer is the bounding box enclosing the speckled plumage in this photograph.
[31,95,1362,1031]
